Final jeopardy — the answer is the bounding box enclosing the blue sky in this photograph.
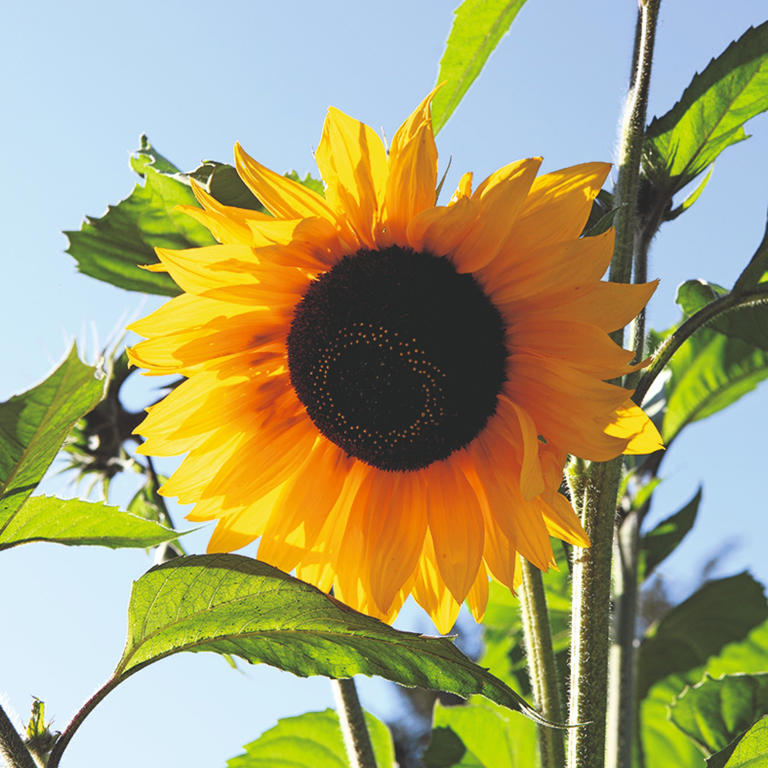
[1,1,767,766]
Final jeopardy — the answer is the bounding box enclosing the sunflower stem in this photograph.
[0,704,37,768]
[567,457,623,768]
[632,283,768,407]
[520,559,565,768]
[331,678,377,768]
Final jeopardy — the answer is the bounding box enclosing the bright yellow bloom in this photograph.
[128,94,662,634]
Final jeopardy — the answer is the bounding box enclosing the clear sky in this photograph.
[1,1,767,766]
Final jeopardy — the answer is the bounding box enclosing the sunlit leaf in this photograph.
[116,555,545,723]
[64,136,214,295]
[661,323,768,444]
[720,716,768,768]
[677,279,768,350]
[423,726,483,767]
[227,709,395,768]
[639,487,701,578]
[637,573,768,698]
[429,699,537,768]
[644,22,768,195]
[670,674,768,757]
[432,0,528,134]
[0,496,181,551]
[733,212,768,292]
[0,346,104,524]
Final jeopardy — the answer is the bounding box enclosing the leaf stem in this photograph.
[0,704,37,768]
[331,678,377,768]
[47,677,121,768]
[520,559,565,768]
[632,283,768,406]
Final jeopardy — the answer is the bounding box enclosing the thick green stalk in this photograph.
[520,559,565,768]
[331,678,377,768]
[567,3,661,767]
[0,705,37,768]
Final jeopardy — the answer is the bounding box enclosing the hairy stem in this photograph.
[520,559,565,768]
[632,283,768,406]
[331,678,377,768]
[0,705,37,768]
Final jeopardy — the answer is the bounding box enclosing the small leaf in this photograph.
[640,487,701,578]
[65,136,214,295]
[432,0,528,134]
[670,674,768,757]
[644,22,768,195]
[430,699,537,768]
[0,346,104,524]
[637,573,768,698]
[661,323,768,444]
[187,161,266,211]
[722,716,768,767]
[0,496,181,551]
[667,165,714,220]
[733,212,768,293]
[677,279,768,350]
[116,555,545,722]
[227,709,395,768]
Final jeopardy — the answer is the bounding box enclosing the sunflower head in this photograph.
[128,94,662,634]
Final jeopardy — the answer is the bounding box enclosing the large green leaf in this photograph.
[115,554,545,723]
[637,573,768,699]
[428,699,537,768]
[65,136,214,295]
[661,324,768,444]
[721,716,768,768]
[733,214,768,292]
[639,487,701,578]
[423,726,483,767]
[227,709,395,768]
[0,496,180,551]
[0,346,104,525]
[677,280,768,350]
[644,22,768,195]
[432,0,528,134]
[670,674,768,758]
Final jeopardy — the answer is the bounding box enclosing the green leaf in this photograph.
[430,699,537,768]
[188,161,266,211]
[432,0,528,134]
[227,709,395,768]
[644,22,768,195]
[667,165,714,220]
[65,136,214,295]
[640,487,701,578]
[661,323,768,444]
[0,346,104,524]
[677,280,768,350]
[115,554,545,723]
[670,674,768,757]
[722,716,768,767]
[637,573,768,699]
[423,726,483,767]
[0,496,180,551]
[733,213,768,293]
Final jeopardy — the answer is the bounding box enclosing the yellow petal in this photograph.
[606,401,665,455]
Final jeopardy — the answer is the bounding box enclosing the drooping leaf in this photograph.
[423,726,483,767]
[0,346,104,525]
[65,136,214,295]
[720,716,768,768]
[0,496,181,551]
[644,22,768,195]
[227,709,395,768]
[661,323,768,444]
[429,699,537,768]
[639,487,701,578]
[637,573,768,699]
[670,674,768,757]
[432,0,528,134]
[733,213,768,292]
[677,279,768,350]
[115,555,545,723]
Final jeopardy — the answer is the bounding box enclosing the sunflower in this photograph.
[128,94,662,634]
